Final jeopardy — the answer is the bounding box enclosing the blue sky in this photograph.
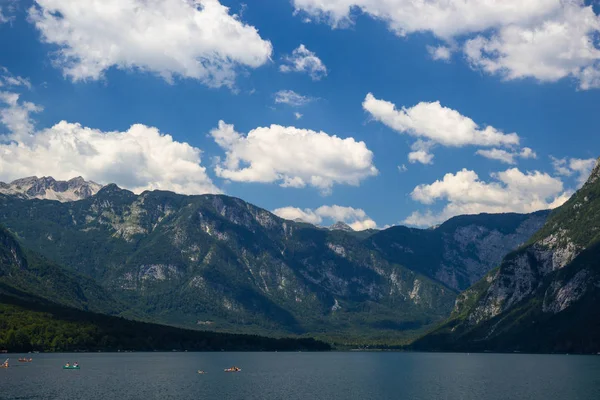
[0,0,599,229]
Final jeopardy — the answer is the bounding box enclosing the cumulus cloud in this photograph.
[210,121,378,194]
[476,147,537,164]
[294,112,303,120]
[551,156,597,186]
[292,0,560,38]
[363,93,519,147]
[363,93,524,163]
[293,1,600,90]
[0,90,219,195]
[408,151,434,165]
[397,164,407,173]
[403,168,569,227]
[408,140,435,165]
[274,90,314,107]
[280,44,327,80]
[28,0,273,87]
[0,92,42,139]
[272,205,377,231]
[464,3,600,90]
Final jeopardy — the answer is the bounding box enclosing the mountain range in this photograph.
[0,176,102,202]
[0,176,551,345]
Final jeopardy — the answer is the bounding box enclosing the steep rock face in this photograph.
[414,157,600,353]
[0,176,103,202]
[0,187,455,341]
[367,211,548,291]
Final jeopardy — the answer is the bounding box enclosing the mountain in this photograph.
[366,211,549,291]
[0,187,458,343]
[0,181,550,344]
[0,225,121,314]
[414,158,600,353]
[329,221,354,232]
[0,176,102,202]
[0,223,329,353]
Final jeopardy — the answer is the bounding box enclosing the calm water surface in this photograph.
[1,352,600,400]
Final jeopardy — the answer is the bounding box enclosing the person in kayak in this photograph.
[65,362,70,367]
[74,362,79,367]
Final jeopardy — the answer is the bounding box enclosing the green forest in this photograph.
[0,294,330,353]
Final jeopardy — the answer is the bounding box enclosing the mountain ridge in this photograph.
[0,176,103,202]
[413,156,600,353]
[0,176,555,344]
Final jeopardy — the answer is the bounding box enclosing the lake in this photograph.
[1,352,600,399]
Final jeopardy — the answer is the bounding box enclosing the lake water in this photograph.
[1,352,600,400]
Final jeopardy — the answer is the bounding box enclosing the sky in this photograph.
[0,0,599,230]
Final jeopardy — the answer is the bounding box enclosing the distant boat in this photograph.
[224,366,241,372]
[63,363,80,370]
[18,358,33,362]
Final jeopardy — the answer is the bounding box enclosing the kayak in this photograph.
[63,366,80,369]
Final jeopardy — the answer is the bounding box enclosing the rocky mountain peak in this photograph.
[329,221,354,232]
[585,157,600,186]
[0,176,103,202]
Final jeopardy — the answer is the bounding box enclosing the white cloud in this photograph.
[292,0,561,38]
[398,164,407,173]
[280,44,327,80]
[28,0,273,87]
[272,206,322,224]
[551,156,573,177]
[294,112,303,120]
[363,93,519,148]
[569,158,597,181]
[408,140,435,165]
[0,92,43,139]
[404,167,569,227]
[464,3,600,90]
[476,147,537,164]
[552,156,597,186]
[272,205,376,230]
[408,150,434,165]
[363,93,520,163]
[520,147,537,159]
[427,45,452,61]
[0,91,219,195]
[294,1,600,90]
[476,149,516,164]
[0,67,32,89]
[274,90,313,107]
[0,8,11,24]
[210,121,378,194]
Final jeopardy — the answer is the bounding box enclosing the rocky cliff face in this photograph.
[329,221,354,232]
[414,157,600,353]
[0,176,103,202]
[367,211,548,291]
